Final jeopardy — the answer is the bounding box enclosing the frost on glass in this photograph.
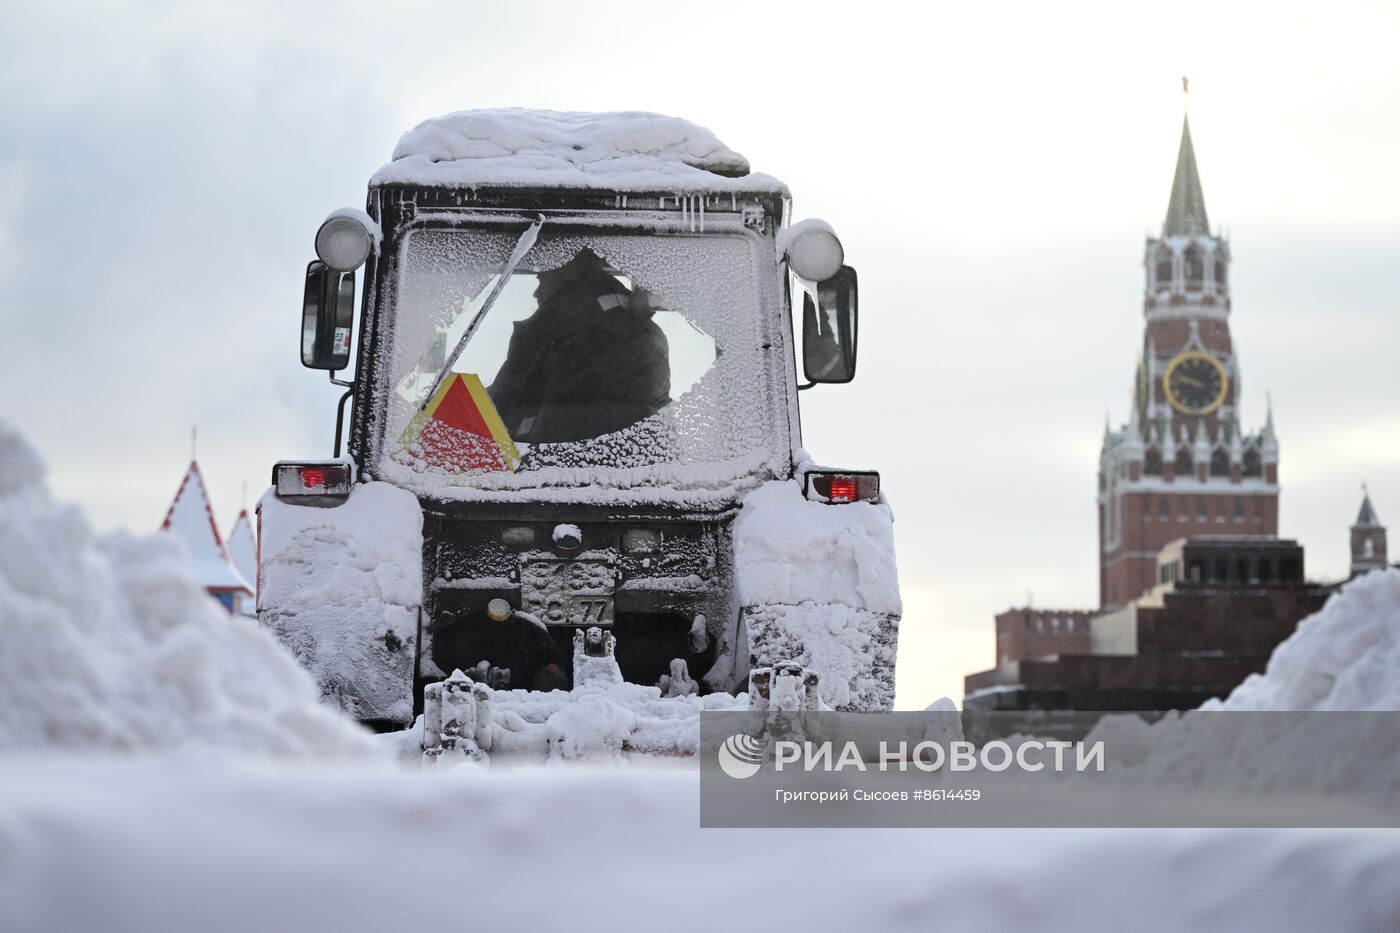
[379,225,781,496]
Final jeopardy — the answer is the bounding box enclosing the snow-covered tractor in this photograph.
[257,110,900,731]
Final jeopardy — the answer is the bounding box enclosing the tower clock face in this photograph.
[1164,351,1228,416]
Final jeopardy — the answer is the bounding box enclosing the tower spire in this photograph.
[1350,485,1388,575]
[1356,484,1381,527]
[1163,81,1210,237]
[1261,392,1279,457]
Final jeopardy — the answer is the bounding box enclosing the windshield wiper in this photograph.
[418,214,545,412]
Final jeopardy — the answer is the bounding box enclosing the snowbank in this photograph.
[372,108,787,194]
[1086,570,1400,797]
[257,482,424,724]
[0,420,378,757]
[3,757,1399,933]
[0,420,44,495]
[733,480,900,710]
[1212,567,1400,711]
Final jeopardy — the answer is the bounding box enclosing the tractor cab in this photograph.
[262,110,892,731]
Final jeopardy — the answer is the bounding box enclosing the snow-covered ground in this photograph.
[4,756,1400,933]
[4,418,1400,931]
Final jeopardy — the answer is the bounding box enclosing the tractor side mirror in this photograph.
[301,261,355,371]
[801,265,858,384]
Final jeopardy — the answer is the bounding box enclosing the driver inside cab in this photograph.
[489,248,672,443]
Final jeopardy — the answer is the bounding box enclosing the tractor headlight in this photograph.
[781,220,844,282]
[315,209,377,272]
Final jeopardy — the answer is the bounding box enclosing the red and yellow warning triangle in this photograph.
[401,373,520,474]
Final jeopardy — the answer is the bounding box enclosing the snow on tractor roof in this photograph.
[371,108,788,195]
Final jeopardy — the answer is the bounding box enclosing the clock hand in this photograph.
[1177,375,1204,388]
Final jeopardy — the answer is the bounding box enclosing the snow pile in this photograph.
[408,679,747,766]
[1212,567,1400,711]
[4,757,1400,933]
[1087,570,1400,799]
[734,479,900,710]
[0,421,377,757]
[258,482,424,724]
[372,108,787,194]
[0,420,44,495]
[542,693,636,760]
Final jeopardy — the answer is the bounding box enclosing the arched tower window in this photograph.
[1214,256,1227,288]
[1183,245,1204,288]
[1242,447,1262,477]
[1144,447,1163,475]
[1210,448,1230,476]
[1155,251,1173,291]
[1173,447,1193,476]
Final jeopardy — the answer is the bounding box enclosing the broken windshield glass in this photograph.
[417,215,543,412]
[378,222,786,495]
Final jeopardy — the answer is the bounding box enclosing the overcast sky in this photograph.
[2,0,1397,706]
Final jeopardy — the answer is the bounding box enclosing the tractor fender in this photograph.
[257,481,423,725]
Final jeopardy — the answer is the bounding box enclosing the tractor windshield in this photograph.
[375,220,789,500]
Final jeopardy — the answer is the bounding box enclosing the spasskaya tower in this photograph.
[1097,109,1279,607]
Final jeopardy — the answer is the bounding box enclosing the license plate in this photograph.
[520,560,615,627]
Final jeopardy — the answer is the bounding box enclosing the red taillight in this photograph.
[827,476,859,503]
[804,470,880,504]
[272,461,352,502]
